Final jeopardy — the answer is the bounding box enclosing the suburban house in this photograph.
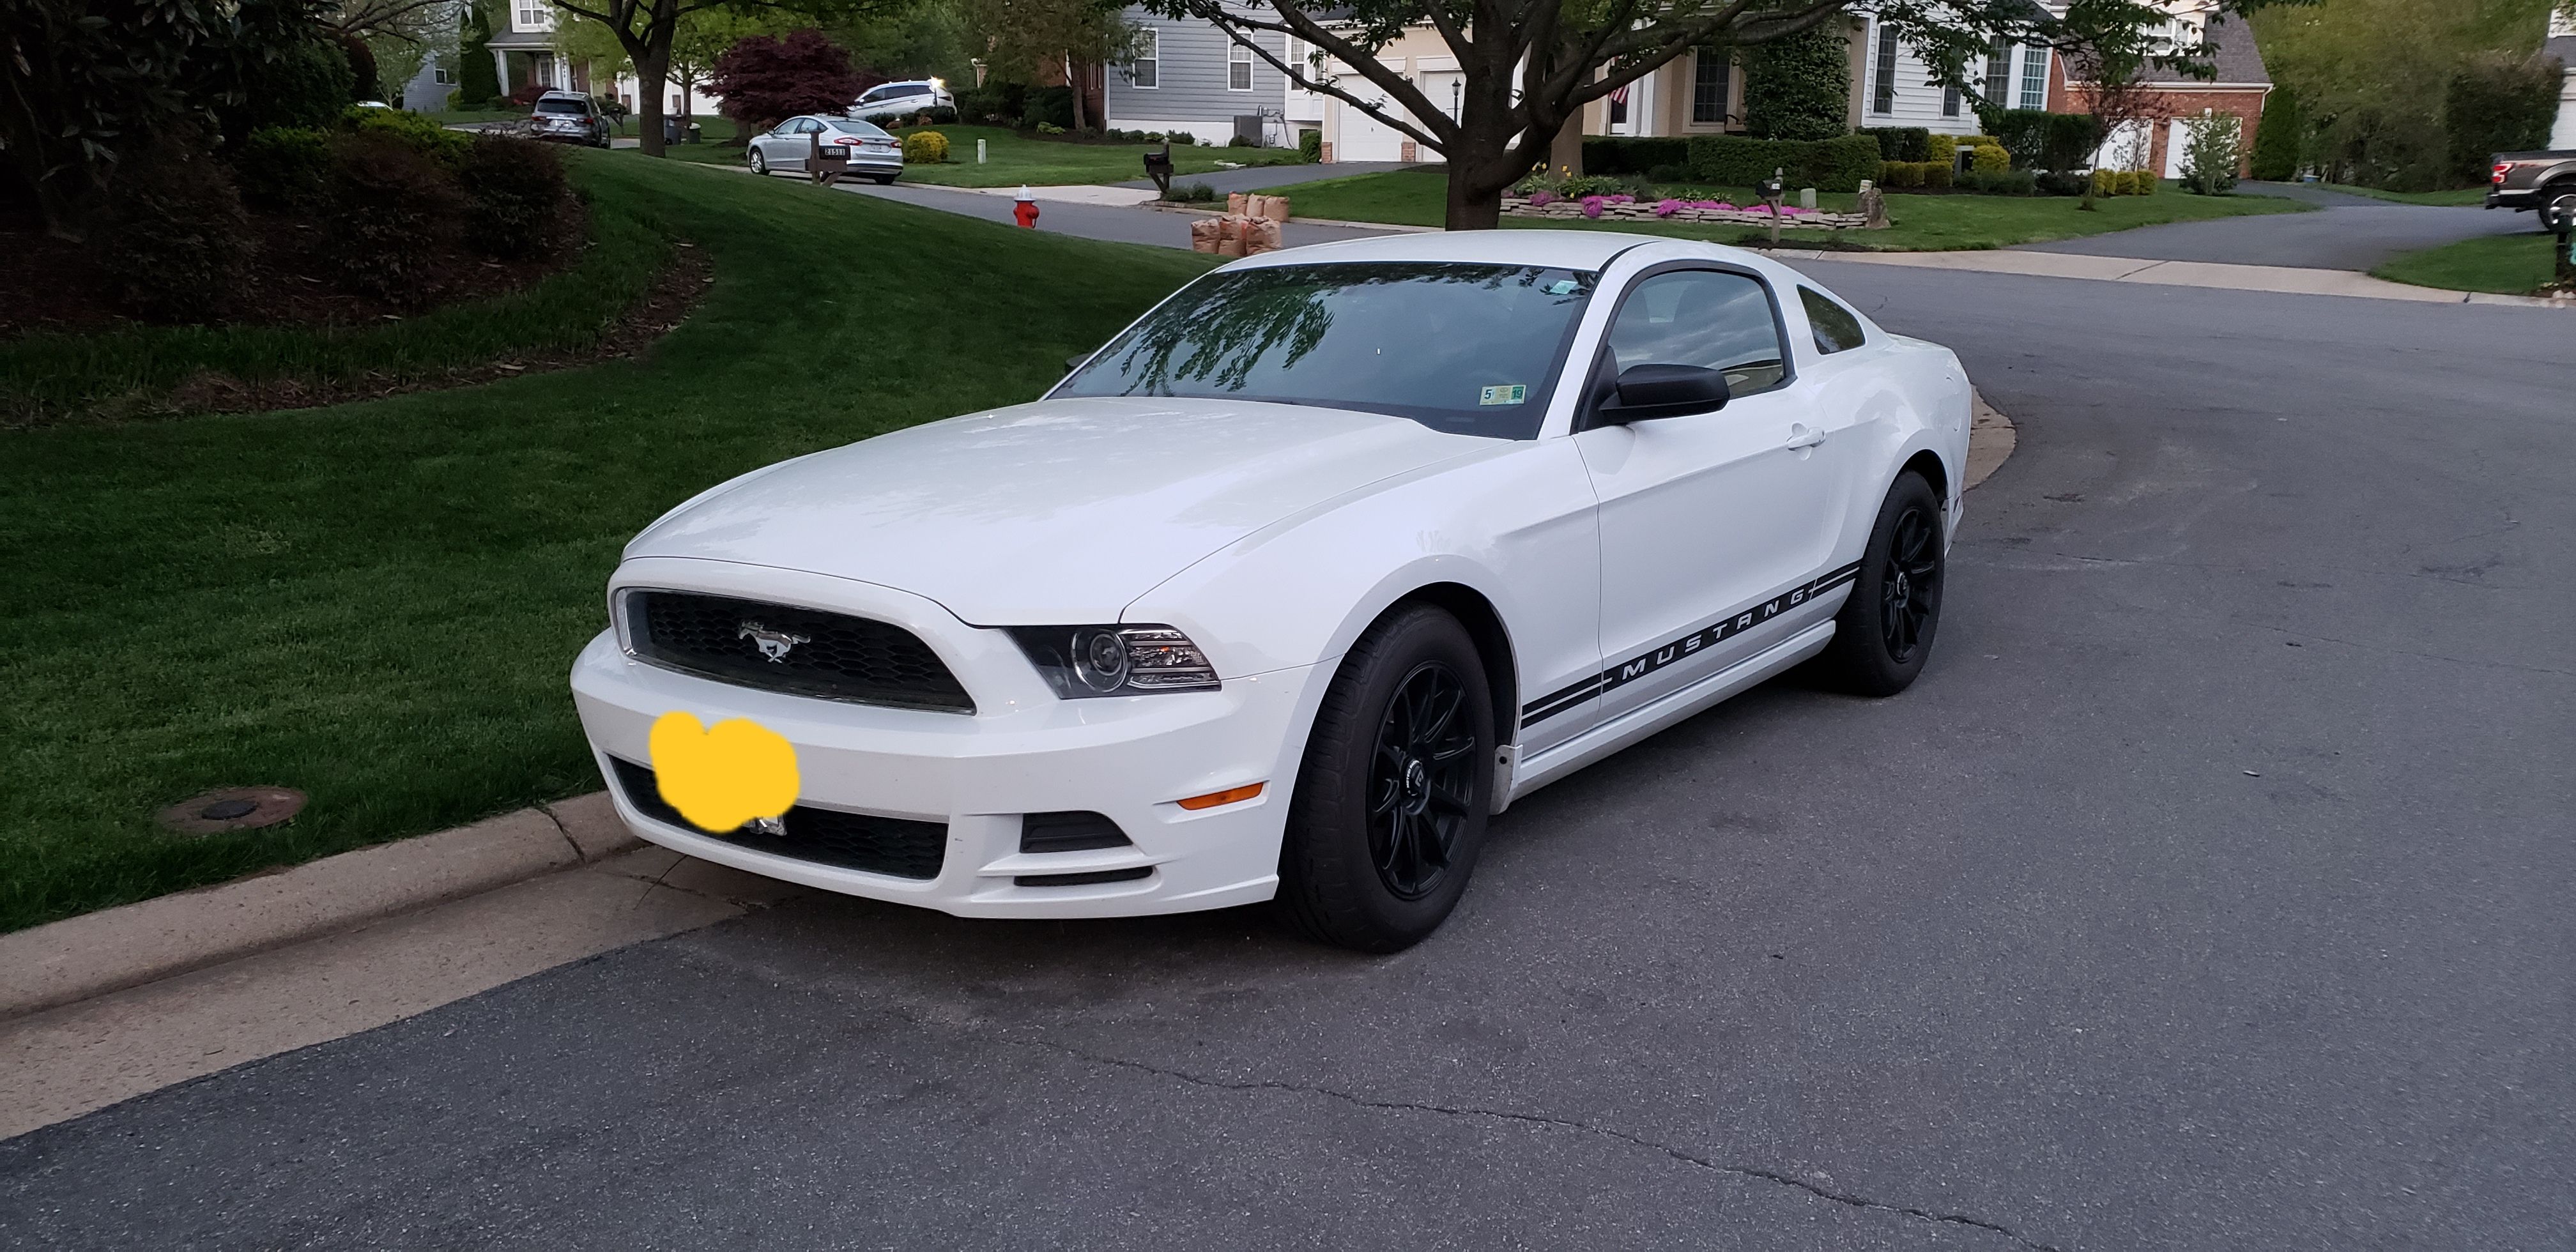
[473,1,717,118]
[1112,11,2053,162]
[2550,11,2575,149]
[2051,3,2272,176]
[1106,3,1315,145]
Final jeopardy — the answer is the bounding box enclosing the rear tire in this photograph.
[1813,471,1946,697]
[871,174,897,185]
[2541,181,2575,231]
[1275,606,1494,953]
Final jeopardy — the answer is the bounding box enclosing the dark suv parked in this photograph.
[528,91,612,148]
[2486,149,2576,222]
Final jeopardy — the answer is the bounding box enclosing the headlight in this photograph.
[1009,625,1219,698]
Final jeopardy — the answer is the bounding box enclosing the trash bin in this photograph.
[686,121,702,144]
[663,117,680,144]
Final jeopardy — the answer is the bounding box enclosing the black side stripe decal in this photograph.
[1521,561,1863,727]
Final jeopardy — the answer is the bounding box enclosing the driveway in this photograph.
[2014,181,2533,270]
[4,266,2568,1249]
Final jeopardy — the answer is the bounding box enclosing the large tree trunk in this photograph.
[1066,54,1088,132]
[630,40,672,156]
[1445,165,1505,231]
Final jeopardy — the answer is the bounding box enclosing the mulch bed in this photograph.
[154,240,716,418]
[0,206,588,341]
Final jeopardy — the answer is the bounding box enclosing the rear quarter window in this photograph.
[1799,287,1868,355]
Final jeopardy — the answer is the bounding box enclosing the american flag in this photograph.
[1607,83,1629,105]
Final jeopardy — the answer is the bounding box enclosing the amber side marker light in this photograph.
[1176,782,1265,811]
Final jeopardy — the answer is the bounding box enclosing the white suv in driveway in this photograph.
[852,78,953,122]
[569,232,1971,950]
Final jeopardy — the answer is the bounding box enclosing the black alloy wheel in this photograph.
[1366,660,1479,901]
[1814,470,1946,697]
[1276,605,1495,952]
[1880,502,1940,664]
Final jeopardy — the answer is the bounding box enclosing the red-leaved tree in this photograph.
[709,29,866,134]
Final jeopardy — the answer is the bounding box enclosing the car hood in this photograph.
[625,397,1492,623]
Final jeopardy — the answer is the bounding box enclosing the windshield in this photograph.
[827,119,891,138]
[534,100,587,115]
[1055,261,1597,439]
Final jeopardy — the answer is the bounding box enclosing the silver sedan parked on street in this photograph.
[747,116,903,184]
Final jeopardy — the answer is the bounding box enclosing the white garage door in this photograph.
[1330,96,1442,164]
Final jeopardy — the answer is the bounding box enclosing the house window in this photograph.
[2020,43,2046,109]
[1130,28,1158,88]
[1692,48,1728,124]
[1227,40,1251,91]
[1871,26,1898,114]
[433,63,454,85]
[1942,84,1959,116]
[1984,37,2011,106]
[515,1,549,29]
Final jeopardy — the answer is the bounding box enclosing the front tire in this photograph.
[748,149,767,176]
[1276,606,1494,952]
[1814,471,1946,696]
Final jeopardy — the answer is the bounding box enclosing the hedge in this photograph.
[1860,126,1933,162]
[1581,135,1691,176]
[2250,87,2303,181]
[1991,108,2101,171]
[1686,134,1882,192]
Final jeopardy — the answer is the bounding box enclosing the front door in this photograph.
[1572,266,1849,718]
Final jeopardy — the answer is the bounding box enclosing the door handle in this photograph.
[1786,423,1828,450]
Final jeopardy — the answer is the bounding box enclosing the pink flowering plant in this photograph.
[1653,199,1682,217]
[1579,195,1605,218]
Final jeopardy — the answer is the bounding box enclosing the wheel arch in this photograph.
[1900,447,1951,505]
[1382,581,1520,751]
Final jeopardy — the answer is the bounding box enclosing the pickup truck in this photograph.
[2487,150,2576,220]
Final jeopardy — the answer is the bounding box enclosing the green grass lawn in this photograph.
[427,109,528,126]
[0,154,1214,932]
[1261,166,2311,250]
[2373,232,2564,294]
[2322,183,2487,207]
[648,122,1305,184]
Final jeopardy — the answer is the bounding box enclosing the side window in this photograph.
[858,87,885,103]
[1603,270,1788,397]
[796,118,825,135]
[1799,287,1867,355]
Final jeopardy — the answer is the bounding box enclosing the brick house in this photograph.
[2050,3,2272,178]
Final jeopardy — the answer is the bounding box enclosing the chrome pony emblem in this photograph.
[738,621,810,663]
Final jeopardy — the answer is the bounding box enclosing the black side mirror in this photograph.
[1602,363,1729,422]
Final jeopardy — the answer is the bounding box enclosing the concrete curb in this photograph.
[0,795,638,1021]
[1966,392,2014,491]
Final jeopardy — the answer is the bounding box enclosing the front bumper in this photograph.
[569,558,1321,919]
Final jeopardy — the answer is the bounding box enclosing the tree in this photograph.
[957,0,1133,132]
[1740,16,1849,140]
[709,27,866,131]
[1144,0,2312,231]
[548,0,890,158]
[558,5,758,123]
[2442,50,2560,183]
[2,0,330,237]
[2248,82,2302,180]
[2178,107,2241,193]
[458,0,503,105]
[2248,0,2552,189]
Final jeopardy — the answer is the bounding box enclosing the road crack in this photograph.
[1018,1038,2066,1251]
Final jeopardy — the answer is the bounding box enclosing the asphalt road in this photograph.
[5,267,2571,1249]
[2014,183,2533,270]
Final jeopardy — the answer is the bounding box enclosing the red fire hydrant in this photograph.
[1013,186,1040,229]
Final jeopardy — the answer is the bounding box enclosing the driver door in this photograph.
[1572,265,1852,719]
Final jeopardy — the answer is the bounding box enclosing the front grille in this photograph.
[608,758,947,880]
[623,590,974,713]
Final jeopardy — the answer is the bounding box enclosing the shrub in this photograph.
[456,134,567,259]
[1555,172,1627,198]
[507,83,549,107]
[1034,121,1066,135]
[1878,160,1920,189]
[1996,109,2103,171]
[1920,160,1953,192]
[710,29,866,132]
[919,105,958,125]
[339,33,382,103]
[348,105,472,166]
[901,128,949,163]
[2035,171,2090,197]
[1169,181,1216,202]
[1860,126,1933,163]
[1022,84,1075,130]
[1686,134,1882,192]
[2442,52,2559,185]
[96,141,254,323]
[229,37,356,136]
[1298,128,1322,162]
[954,83,1022,125]
[2178,112,2240,194]
[1970,142,2010,173]
[458,4,502,107]
[1644,162,1685,182]
[1581,135,1690,176]
[1958,167,2035,195]
[2250,86,2303,181]
[233,125,335,211]
[2133,169,2156,194]
[325,134,463,307]
[1740,20,1850,141]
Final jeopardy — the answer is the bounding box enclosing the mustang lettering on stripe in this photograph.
[1520,561,1863,727]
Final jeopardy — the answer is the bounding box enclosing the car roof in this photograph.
[1225,229,1772,277]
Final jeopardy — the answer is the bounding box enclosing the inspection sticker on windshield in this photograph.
[1547,279,1581,295]
[1479,384,1528,406]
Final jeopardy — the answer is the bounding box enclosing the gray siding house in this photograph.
[1106,4,1303,144]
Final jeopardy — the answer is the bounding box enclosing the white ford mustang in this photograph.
[570,231,1971,950]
